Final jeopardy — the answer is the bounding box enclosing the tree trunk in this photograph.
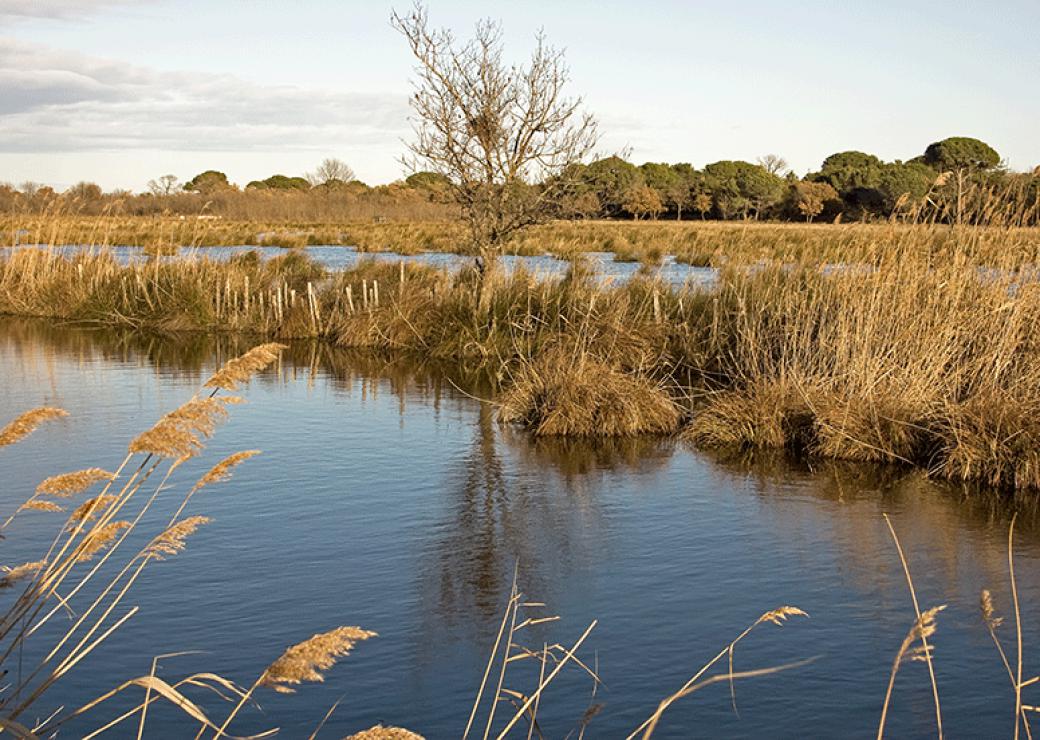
[475,247,498,314]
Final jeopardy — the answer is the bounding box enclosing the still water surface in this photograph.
[1,320,1038,738]
[19,244,717,287]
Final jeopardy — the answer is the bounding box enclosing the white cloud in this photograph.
[0,39,411,155]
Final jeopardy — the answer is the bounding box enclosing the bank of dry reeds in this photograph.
[5,217,1040,488]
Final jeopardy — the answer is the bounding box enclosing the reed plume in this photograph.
[36,468,116,497]
[76,521,131,562]
[144,516,211,560]
[756,606,809,626]
[204,343,287,391]
[0,561,45,589]
[878,605,947,740]
[69,495,117,523]
[129,398,235,459]
[981,589,1004,631]
[0,407,68,447]
[19,500,65,513]
[260,626,377,694]
[192,451,260,491]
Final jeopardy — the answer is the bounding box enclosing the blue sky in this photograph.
[1,0,1038,191]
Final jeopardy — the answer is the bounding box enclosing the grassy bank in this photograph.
[4,225,1040,489]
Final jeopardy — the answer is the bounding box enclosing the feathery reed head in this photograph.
[145,516,211,560]
[980,589,1003,629]
[76,521,130,562]
[192,450,261,492]
[897,605,946,665]
[260,626,376,694]
[756,606,809,626]
[129,397,236,459]
[19,500,65,513]
[204,343,287,391]
[0,407,68,447]
[0,560,46,588]
[36,468,116,498]
[70,494,117,523]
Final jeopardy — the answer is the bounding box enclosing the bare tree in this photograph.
[757,154,790,177]
[392,4,598,276]
[19,182,41,199]
[147,174,180,196]
[308,158,355,187]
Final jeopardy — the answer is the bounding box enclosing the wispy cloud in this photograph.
[0,39,410,154]
[0,0,145,21]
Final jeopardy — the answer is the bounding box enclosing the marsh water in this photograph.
[24,243,718,287]
[2,319,1039,738]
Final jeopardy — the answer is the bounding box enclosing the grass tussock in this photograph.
[499,348,681,436]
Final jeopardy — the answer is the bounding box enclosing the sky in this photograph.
[1,0,1038,192]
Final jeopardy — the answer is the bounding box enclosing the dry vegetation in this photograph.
[5,216,1040,490]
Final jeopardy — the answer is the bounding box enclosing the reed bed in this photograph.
[5,218,1040,489]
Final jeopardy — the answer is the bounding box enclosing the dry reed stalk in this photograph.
[483,575,522,740]
[878,606,946,740]
[630,606,808,738]
[883,514,943,738]
[0,343,294,733]
[22,470,203,707]
[494,620,598,739]
[979,585,1035,740]
[464,577,520,739]
[1011,513,1025,740]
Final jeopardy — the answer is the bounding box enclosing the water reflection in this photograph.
[705,447,1040,619]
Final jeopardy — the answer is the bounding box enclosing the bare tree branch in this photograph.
[392,4,598,273]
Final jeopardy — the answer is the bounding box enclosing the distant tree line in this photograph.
[556,137,1039,226]
[0,158,456,221]
[3,142,1038,226]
